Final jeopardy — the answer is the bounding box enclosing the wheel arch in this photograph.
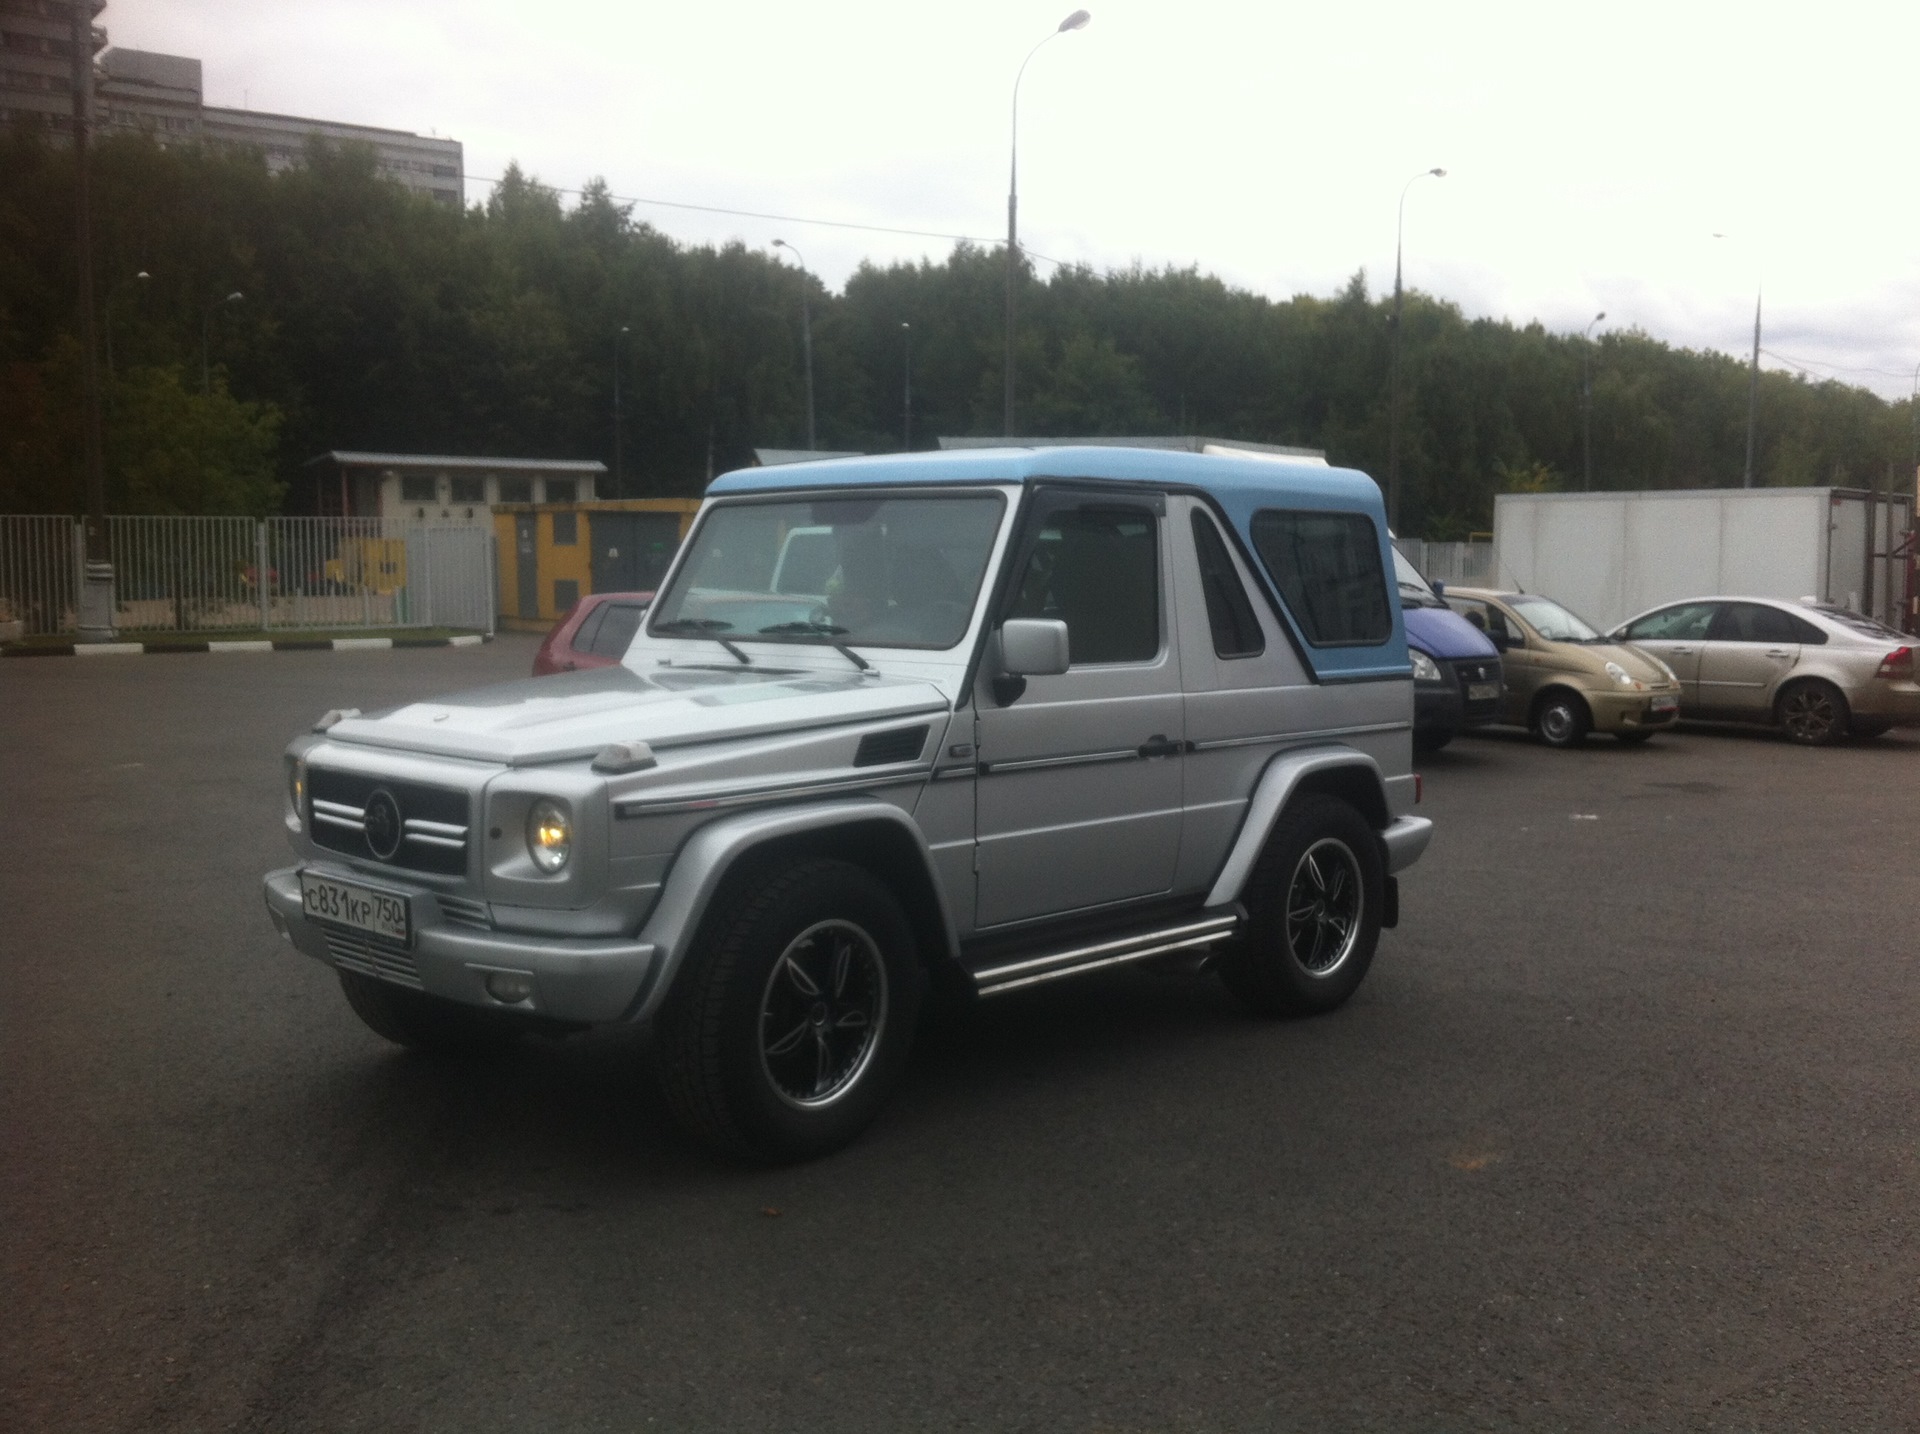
[630,798,960,1022]
[1205,747,1393,908]
[1528,683,1591,725]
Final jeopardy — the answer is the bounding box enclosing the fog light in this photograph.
[485,971,535,1004]
[270,909,291,940]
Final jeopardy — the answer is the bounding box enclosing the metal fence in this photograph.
[0,515,494,637]
[1393,538,1495,587]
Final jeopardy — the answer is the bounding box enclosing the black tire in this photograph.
[1412,728,1453,753]
[1776,680,1849,746]
[1615,730,1655,746]
[1217,794,1384,1018]
[1850,717,1892,740]
[338,970,519,1054]
[654,858,924,1163]
[1533,690,1591,748]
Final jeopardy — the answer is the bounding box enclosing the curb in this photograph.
[3,634,491,659]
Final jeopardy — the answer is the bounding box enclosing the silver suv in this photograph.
[264,447,1433,1160]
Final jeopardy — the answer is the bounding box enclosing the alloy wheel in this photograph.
[1284,839,1364,977]
[1780,685,1841,743]
[758,919,889,1110]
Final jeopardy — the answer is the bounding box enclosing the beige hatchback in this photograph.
[1442,588,1682,747]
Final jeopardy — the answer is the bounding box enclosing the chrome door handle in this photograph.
[1764,648,1792,658]
[1670,646,1694,654]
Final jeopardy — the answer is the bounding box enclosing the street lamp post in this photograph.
[1581,311,1606,492]
[1387,166,1445,531]
[901,321,913,452]
[69,0,112,641]
[1005,9,1090,437]
[1713,233,1762,488]
[772,239,816,452]
[613,325,630,498]
[201,290,243,396]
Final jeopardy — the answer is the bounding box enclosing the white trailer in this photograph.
[1492,487,1915,633]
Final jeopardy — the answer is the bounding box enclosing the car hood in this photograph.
[1404,605,1499,660]
[1579,642,1677,683]
[323,663,951,766]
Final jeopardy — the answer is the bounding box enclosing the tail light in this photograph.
[1875,646,1913,680]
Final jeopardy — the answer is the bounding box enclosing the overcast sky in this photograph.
[106,0,1920,400]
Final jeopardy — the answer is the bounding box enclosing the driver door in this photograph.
[971,491,1185,930]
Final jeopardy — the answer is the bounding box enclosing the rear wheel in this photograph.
[338,970,519,1054]
[1533,690,1591,748]
[655,858,923,1163]
[1777,680,1849,746]
[1217,794,1384,1018]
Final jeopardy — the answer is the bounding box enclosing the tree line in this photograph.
[1,129,1913,537]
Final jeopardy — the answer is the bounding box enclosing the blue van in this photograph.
[1395,549,1502,751]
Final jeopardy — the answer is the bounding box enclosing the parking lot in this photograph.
[6,636,1919,1432]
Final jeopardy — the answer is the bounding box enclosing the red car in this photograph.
[532,591,653,675]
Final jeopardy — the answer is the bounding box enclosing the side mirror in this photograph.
[1430,578,1446,598]
[993,618,1070,706]
[1000,618,1070,677]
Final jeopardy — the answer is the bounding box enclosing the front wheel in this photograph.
[1777,680,1849,746]
[1217,794,1384,1018]
[654,858,923,1163]
[1533,691,1591,748]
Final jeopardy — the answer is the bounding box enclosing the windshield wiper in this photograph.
[757,622,870,671]
[653,617,749,664]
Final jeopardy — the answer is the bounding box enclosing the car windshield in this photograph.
[1806,603,1906,641]
[1509,594,1603,642]
[1391,548,1445,608]
[648,492,1006,650]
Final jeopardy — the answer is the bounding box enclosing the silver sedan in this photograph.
[1609,597,1920,745]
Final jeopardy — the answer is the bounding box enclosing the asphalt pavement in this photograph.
[5,639,1919,1432]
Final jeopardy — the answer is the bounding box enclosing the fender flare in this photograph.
[1204,746,1397,908]
[627,797,959,1022]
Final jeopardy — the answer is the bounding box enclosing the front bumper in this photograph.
[1381,815,1434,874]
[1587,688,1683,733]
[1414,657,1502,736]
[264,866,658,1023]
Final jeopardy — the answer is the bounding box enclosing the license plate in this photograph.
[1650,694,1679,713]
[300,872,410,944]
[1467,682,1501,702]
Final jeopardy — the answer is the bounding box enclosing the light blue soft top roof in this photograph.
[707,446,1407,680]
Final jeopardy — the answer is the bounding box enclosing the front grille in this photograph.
[438,894,493,931]
[308,768,470,876]
[1453,660,1500,686]
[322,927,423,989]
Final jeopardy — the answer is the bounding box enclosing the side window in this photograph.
[1006,505,1160,665]
[1189,510,1264,658]
[1247,509,1391,646]
[1447,597,1491,632]
[587,603,646,658]
[1709,603,1796,643]
[1788,613,1827,644]
[1623,602,1715,641]
[571,602,608,653]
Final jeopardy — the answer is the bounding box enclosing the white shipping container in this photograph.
[1492,487,1914,633]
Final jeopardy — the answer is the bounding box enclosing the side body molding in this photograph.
[1204,745,1433,908]
[627,797,959,1023]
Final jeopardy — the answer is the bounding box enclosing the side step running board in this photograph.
[971,909,1243,998]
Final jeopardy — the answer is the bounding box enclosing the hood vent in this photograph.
[854,724,930,768]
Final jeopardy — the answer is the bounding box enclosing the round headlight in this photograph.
[526,799,572,873]
[1410,648,1443,683]
[287,755,306,815]
[1604,661,1634,687]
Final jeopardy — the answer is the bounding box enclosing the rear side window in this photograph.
[1248,510,1391,647]
[586,603,646,658]
[1621,602,1715,641]
[1189,511,1264,658]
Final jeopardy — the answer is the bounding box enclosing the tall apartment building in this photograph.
[1,3,462,206]
[0,0,104,134]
